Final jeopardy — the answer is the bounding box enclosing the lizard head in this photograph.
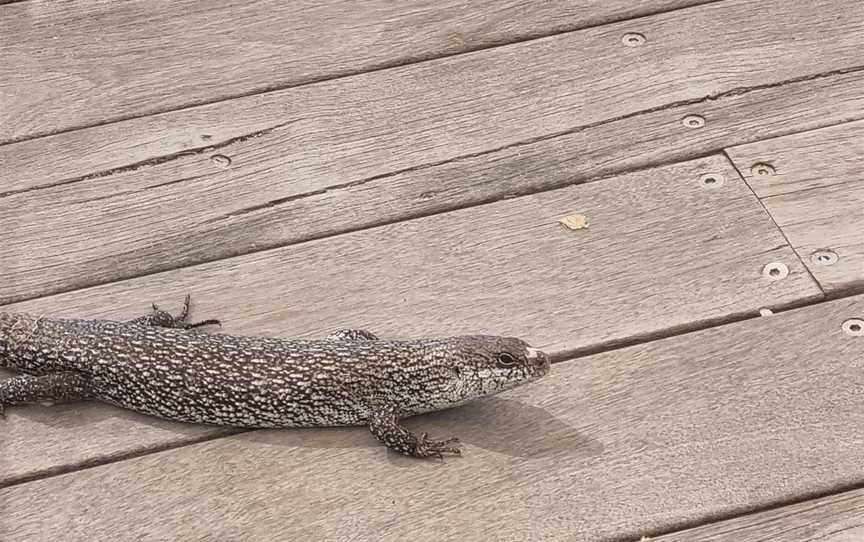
[440,335,551,401]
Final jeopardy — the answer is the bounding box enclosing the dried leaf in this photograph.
[559,214,589,230]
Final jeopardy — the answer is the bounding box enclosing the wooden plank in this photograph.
[5,61,863,203]
[0,155,821,486]
[3,291,862,541]
[3,76,864,306]
[0,0,718,142]
[726,119,864,295]
[653,488,864,541]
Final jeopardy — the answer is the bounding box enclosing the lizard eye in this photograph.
[496,352,518,368]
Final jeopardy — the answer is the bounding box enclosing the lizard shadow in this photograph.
[6,396,595,458]
[5,367,601,464]
[242,396,603,463]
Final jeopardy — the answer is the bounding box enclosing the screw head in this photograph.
[762,262,789,280]
[700,173,725,187]
[842,319,864,337]
[682,115,706,129]
[622,33,646,47]
[751,163,776,177]
[811,250,839,266]
[210,154,232,167]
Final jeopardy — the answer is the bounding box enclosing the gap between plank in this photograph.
[722,149,827,299]
[610,479,864,542]
[0,0,730,146]
[0,429,249,490]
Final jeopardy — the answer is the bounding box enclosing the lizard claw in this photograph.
[185,319,222,330]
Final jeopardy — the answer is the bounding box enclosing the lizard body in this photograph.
[0,297,550,458]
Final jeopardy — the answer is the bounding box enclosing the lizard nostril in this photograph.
[529,350,551,371]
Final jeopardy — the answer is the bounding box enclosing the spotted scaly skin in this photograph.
[0,297,551,458]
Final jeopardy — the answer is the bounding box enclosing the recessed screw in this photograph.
[762,262,789,280]
[811,250,839,266]
[682,115,706,129]
[210,154,232,167]
[751,163,775,176]
[700,173,725,187]
[842,319,864,337]
[622,33,646,47]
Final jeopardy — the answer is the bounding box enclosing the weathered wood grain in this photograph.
[4,71,864,305]
[3,155,819,350]
[726,119,864,295]
[653,487,864,541]
[0,0,719,142]
[3,292,862,541]
[0,155,822,486]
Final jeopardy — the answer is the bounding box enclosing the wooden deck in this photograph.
[1,0,863,539]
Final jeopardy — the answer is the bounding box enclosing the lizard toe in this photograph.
[414,433,463,458]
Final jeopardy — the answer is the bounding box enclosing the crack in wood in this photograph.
[0,120,302,199]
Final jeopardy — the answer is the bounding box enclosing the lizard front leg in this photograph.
[368,407,462,458]
[129,294,220,330]
[0,372,94,416]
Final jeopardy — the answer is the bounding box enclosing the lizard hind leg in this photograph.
[0,372,95,417]
[129,294,221,330]
[368,407,462,459]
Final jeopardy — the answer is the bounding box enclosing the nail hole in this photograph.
[762,262,789,280]
[811,250,839,266]
[842,319,864,337]
[682,115,705,129]
[622,33,646,47]
[700,173,725,187]
[210,154,232,167]
[751,163,775,176]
